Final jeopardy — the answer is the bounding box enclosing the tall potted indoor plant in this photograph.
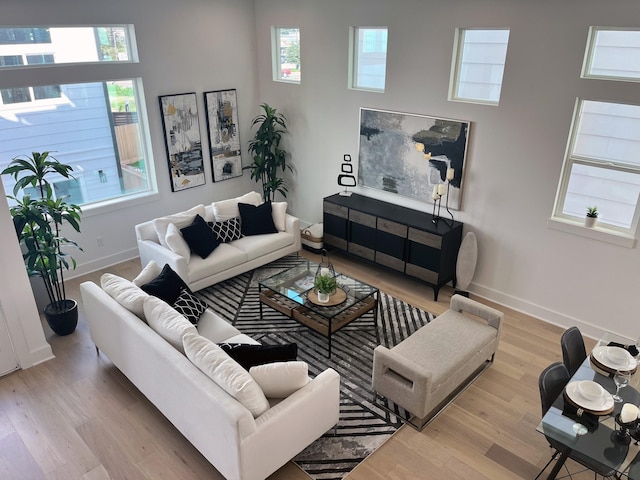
[245,103,293,202]
[1,151,82,335]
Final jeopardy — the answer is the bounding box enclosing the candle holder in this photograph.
[613,414,637,445]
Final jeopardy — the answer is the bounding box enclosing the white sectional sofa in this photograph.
[80,274,340,480]
[135,191,301,291]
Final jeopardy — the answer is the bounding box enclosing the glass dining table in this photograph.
[537,332,640,479]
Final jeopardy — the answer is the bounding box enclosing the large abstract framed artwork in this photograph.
[159,92,205,192]
[358,108,470,209]
[204,89,243,182]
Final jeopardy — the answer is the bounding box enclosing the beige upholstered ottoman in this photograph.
[372,294,503,430]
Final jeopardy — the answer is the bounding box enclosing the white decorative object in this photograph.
[456,231,478,294]
[317,292,330,303]
[620,403,639,424]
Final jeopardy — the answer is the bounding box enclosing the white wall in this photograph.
[253,0,640,340]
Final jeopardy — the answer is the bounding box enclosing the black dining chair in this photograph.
[561,326,587,377]
[535,362,622,480]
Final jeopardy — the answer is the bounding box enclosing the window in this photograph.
[449,28,510,105]
[582,27,640,82]
[0,55,23,67]
[0,26,135,68]
[0,25,154,209]
[272,27,300,83]
[552,99,640,235]
[349,27,388,92]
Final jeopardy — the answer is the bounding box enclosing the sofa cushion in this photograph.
[231,232,294,262]
[250,361,310,398]
[183,332,270,417]
[197,309,243,343]
[165,223,191,261]
[187,243,248,284]
[100,273,150,322]
[153,204,206,248]
[212,191,262,222]
[144,296,197,354]
[140,264,189,305]
[271,202,287,232]
[180,214,220,259]
[219,343,298,370]
[210,217,243,243]
[238,202,278,236]
[172,288,208,325]
[132,260,162,287]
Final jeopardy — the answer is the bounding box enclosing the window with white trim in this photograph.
[552,99,640,234]
[449,28,510,105]
[0,25,155,208]
[349,27,388,92]
[582,27,640,82]
[272,27,300,83]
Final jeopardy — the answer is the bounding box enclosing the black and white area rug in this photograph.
[196,256,435,480]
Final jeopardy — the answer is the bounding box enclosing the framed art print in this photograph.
[159,92,205,192]
[204,89,243,182]
[358,108,470,209]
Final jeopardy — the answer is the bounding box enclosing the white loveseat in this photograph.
[135,191,301,291]
[80,277,340,480]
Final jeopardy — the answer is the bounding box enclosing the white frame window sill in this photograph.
[548,217,636,248]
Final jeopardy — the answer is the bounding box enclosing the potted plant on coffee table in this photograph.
[314,274,338,304]
[245,103,293,202]
[1,151,83,335]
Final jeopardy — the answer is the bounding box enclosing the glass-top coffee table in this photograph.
[258,260,379,357]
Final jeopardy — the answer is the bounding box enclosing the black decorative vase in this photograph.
[43,299,78,336]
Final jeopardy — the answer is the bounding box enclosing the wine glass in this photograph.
[613,370,631,403]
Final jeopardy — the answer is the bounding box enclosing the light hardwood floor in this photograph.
[0,249,598,479]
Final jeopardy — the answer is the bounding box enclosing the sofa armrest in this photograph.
[241,368,340,480]
[450,294,503,331]
[284,213,301,251]
[137,238,189,283]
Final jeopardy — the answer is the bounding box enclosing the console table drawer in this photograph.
[376,251,405,272]
[324,233,347,250]
[377,218,407,237]
[348,243,375,261]
[408,228,442,249]
[406,263,439,284]
[324,201,348,219]
[349,210,376,227]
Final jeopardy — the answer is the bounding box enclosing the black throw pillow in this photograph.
[140,263,189,304]
[180,214,220,259]
[238,202,278,236]
[218,343,298,370]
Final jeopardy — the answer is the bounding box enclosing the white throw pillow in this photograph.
[249,361,310,398]
[212,191,262,222]
[183,332,270,417]
[101,273,150,322]
[144,296,197,354]
[165,223,191,262]
[132,260,162,287]
[153,204,206,248]
[271,202,288,232]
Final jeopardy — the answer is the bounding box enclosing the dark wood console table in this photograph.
[323,193,463,301]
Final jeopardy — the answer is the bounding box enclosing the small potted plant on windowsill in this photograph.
[314,274,338,304]
[585,206,598,228]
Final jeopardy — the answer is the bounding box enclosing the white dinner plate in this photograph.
[565,381,614,412]
[591,346,636,371]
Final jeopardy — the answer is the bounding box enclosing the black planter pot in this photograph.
[43,299,78,336]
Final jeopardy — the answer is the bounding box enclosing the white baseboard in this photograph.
[68,248,140,280]
[469,282,611,342]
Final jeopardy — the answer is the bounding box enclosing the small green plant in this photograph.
[314,274,338,295]
[586,206,599,218]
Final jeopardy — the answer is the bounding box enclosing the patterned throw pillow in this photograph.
[209,217,243,243]
[172,288,208,325]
